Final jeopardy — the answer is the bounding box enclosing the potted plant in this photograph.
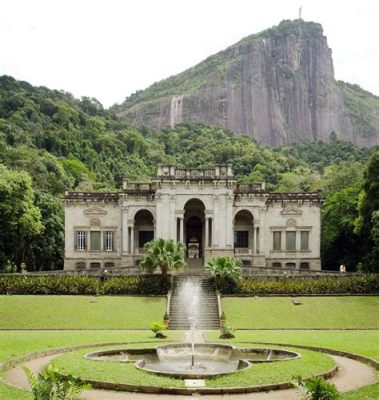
[151,322,167,339]
[163,312,170,328]
[219,324,235,339]
[219,311,226,328]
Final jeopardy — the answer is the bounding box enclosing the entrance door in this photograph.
[186,216,202,258]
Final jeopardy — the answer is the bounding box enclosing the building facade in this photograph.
[64,165,322,272]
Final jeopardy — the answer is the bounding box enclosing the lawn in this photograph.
[0,294,377,399]
[0,330,183,361]
[0,330,183,400]
[0,295,166,329]
[221,296,379,329]
[204,330,379,360]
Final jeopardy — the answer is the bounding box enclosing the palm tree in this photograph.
[205,256,242,288]
[139,238,187,288]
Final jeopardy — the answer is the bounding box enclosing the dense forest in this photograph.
[0,75,378,272]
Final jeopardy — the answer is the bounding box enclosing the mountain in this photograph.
[114,20,379,147]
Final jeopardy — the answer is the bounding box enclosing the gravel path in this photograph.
[4,351,376,399]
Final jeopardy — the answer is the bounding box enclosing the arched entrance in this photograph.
[234,210,254,255]
[184,199,205,259]
[134,209,154,254]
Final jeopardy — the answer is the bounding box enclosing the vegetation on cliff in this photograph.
[0,75,377,271]
[114,20,325,112]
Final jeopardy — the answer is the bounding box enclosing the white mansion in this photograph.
[64,165,322,272]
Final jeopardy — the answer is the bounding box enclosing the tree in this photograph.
[321,185,362,269]
[205,256,242,288]
[355,151,379,270]
[139,238,186,288]
[0,164,43,269]
[26,193,64,271]
[321,161,364,196]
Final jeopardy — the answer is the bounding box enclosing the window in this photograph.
[272,262,282,268]
[273,231,282,250]
[104,262,115,269]
[76,231,86,251]
[285,262,296,269]
[104,231,114,251]
[286,231,296,251]
[300,231,309,250]
[234,231,249,248]
[242,260,251,267]
[90,231,101,251]
[90,262,101,269]
[300,262,310,270]
[75,262,86,270]
[139,231,154,248]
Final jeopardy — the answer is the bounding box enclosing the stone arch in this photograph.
[131,207,156,221]
[178,196,211,211]
[233,207,258,221]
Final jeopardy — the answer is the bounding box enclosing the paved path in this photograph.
[3,340,377,399]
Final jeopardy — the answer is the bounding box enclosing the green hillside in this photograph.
[0,75,377,272]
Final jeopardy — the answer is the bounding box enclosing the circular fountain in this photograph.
[86,343,299,379]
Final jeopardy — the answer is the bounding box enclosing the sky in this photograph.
[1,0,378,107]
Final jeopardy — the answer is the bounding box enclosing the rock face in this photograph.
[117,20,379,147]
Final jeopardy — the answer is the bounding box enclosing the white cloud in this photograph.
[1,0,378,107]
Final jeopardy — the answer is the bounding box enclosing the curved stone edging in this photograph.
[57,343,338,395]
[3,340,377,396]
[59,364,337,395]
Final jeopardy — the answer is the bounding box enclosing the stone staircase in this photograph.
[168,276,220,330]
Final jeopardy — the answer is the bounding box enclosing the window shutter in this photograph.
[74,232,77,250]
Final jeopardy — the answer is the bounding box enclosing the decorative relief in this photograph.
[90,218,101,227]
[281,207,303,216]
[286,219,297,228]
[83,207,107,215]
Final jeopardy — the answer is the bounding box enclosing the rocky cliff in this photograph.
[116,20,379,147]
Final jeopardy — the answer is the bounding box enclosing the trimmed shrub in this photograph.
[218,274,379,295]
[0,274,167,295]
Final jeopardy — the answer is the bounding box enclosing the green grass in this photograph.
[51,344,334,388]
[205,330,379,360]
[0,295,167,329]
[221,296,379,329]
[0,384,31,400]
[0,330,183,361]
[52,345,185,388]
[340,383,379,399]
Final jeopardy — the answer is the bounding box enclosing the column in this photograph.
[205,217,209,248]
[130,225,135,254]
[251,226,254,255]
[121,206,128,254]
[179,217,184,243]
[255,227,260,254]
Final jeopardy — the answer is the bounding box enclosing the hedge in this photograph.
[0,275,167,295]
[219,274,379,295]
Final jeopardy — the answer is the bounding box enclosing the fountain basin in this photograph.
[86,344,300,379]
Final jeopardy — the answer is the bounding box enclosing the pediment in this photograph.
[84,207,107,216]
[281,207,303,216]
